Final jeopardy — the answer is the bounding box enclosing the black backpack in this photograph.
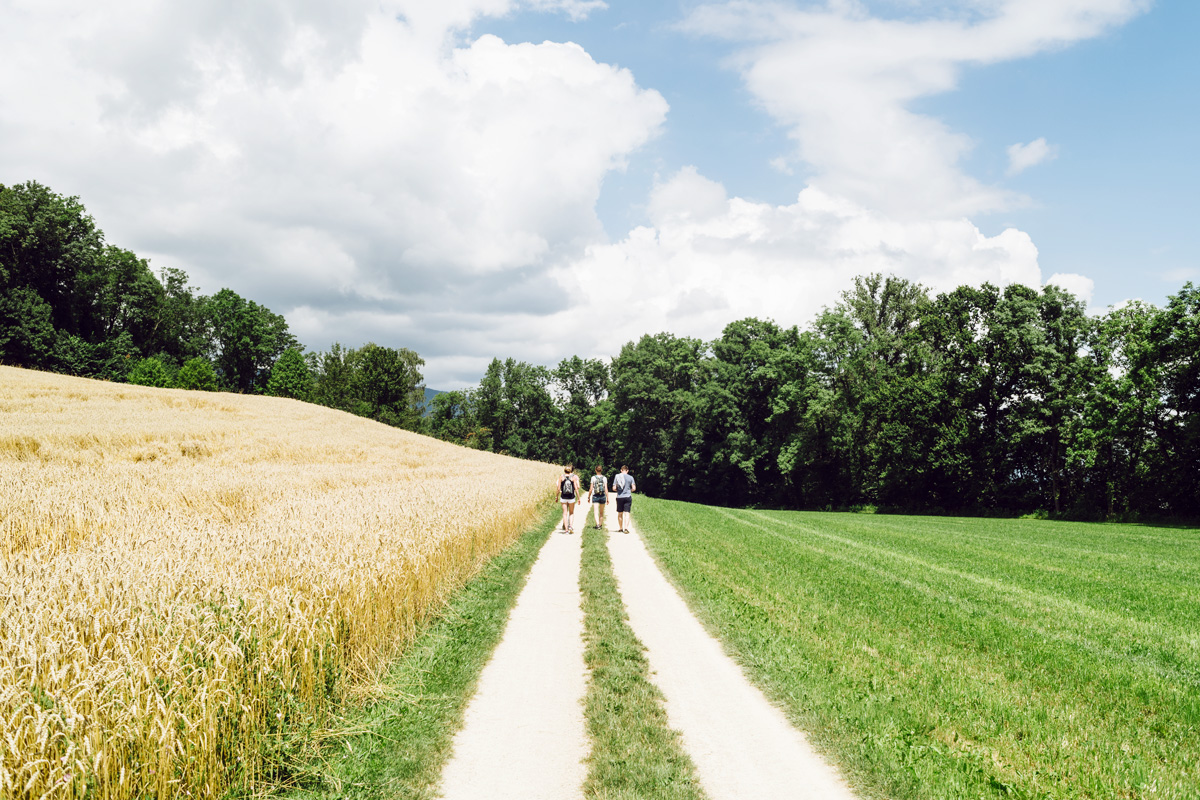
[560,475,576,499]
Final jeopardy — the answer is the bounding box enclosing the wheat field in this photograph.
[0,366,558,800]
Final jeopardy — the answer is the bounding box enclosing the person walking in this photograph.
[612,465,635,533]
[587,465,608,530]
[557,465,581,533]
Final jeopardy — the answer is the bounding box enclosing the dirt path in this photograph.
[437,503,856,799]
[437,517,587,800]
[607,522,859,800]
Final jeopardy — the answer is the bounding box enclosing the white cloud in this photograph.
[0,0,1151,387]
[0,0,665,385]
[1007,137,1057,175]
[683,0,1147,218]
[538,167,1043,353]
[528,0,1143,352]
[525,0,608,22]
[1045,272,1095,307]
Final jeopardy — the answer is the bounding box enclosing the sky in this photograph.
[1,0,1196,388]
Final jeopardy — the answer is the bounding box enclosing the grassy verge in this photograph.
[634,497,1200,800]
[580,526,709,800]
[285,501,560,800]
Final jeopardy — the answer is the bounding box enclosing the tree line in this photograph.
[0,181,425,429]
[430,274,1200,521]
[5,181,1197,519]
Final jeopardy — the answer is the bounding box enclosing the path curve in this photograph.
[607,521,859,800]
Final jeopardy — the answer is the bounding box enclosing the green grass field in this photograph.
[634,497,1200,800]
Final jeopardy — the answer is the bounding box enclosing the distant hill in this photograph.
[422,387,445,415]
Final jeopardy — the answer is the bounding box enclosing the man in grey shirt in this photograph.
[612,465,636,533]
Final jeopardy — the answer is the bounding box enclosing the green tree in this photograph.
[696,318,803,506]
[127,355,173,388]
[1076,301,1160,516]
[1143,283,1200,516]
[0,181,105,341]
[805,274,932,507]
[312,342,356,411]
[207,288,296,392]
[349,343,426,429]
[553,356,613,468]
[267,347,314,401]
[610,333,706,497]
[428,389,485,447]
[152,267,212,363]
[80,246,165,348]
[475,358,558,460]
[0,287,56,366]
[177,357,219,391]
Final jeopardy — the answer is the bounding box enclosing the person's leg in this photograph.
[561,501,570,532]
[616,496,631,531]
[568,502,576,532]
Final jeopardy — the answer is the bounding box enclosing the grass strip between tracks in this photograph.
[634,496,1200,800]
[580,525,709,800]
[286,500,560,800]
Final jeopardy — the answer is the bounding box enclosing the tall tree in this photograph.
[553,356,613,469]
[610,333,706,498]
[267,347,314,402]
[207,288,296,392]
[1077,301,1160,516]
[0,181,104,342]
[1144,283,1200,515]
[428,389,484,447]
[475,358,558,460]
[349,343,425,429]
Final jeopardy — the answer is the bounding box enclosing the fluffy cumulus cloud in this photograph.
[0,0,1149,385]
[0,0,664,385]
[559,0,1145,348]
[546,167,1041,353]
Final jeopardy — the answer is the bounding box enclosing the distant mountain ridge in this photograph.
[422,387,445,415]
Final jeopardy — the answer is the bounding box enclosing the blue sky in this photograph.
[482,0,1198,310]
[1,0,1194,386]
[929,1,1200,307]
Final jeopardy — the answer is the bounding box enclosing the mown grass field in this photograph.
[635,497,1200,800]
[0,366,558,800]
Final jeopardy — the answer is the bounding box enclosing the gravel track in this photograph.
[438,502,857,799]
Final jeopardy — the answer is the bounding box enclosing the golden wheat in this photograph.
[0,366,558,799]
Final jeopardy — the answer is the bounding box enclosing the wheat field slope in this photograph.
[0,366,558,800]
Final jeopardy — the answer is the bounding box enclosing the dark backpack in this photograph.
[560,475,576,499]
